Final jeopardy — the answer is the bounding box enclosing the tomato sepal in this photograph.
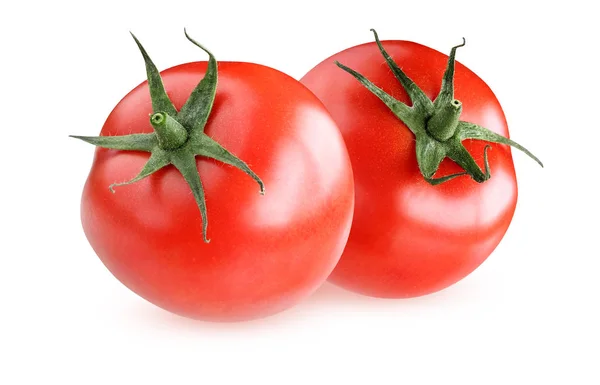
[335,29,543,185]
[72,30,265,242]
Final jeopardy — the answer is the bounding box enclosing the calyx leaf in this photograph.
[72,31,265,242]
[336,29,543,185]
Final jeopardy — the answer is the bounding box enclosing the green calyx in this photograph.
[71,29,265,242]
[335,29,543,185]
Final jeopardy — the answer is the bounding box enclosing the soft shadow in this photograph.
[129,299,306,333]
[129,276,490,330]
[303,276,491,311]
[304,281,376,306]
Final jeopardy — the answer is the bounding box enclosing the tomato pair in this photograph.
[74,29,541,321]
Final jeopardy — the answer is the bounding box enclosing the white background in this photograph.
[2,0,598,384]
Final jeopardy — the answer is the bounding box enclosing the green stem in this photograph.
[427,99,462,141]
[150,112,188,150]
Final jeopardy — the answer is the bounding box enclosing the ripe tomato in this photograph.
[77,34,354,321]
[300,31,540,298]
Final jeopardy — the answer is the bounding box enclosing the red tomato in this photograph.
[80,60,354,321]
[301,36,531,298]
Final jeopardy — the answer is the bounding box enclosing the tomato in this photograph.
[76,33,354,321]
[300,30,541,298]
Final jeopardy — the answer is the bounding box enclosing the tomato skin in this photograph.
[81,62,354,321]
[301,40,517,298]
